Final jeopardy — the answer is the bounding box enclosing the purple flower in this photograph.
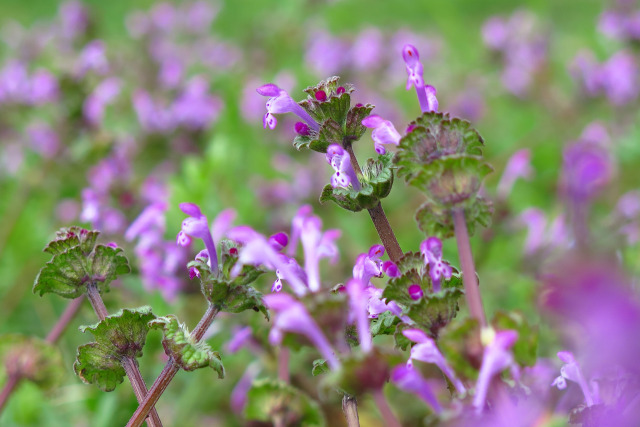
[228,225,308,295]
[256,83,319,132]
[353,244,385,285]
[27,123,59,159]
[482,17,509,50]
[76,40,109,77]
[408,285,423,300]
[561,140,612,202]
[347,279,372,353]
[390,365,442,413]
[125,202,168,242]
[601,51,639,106]
[59,1,89,40]
[299,215,341,292]
[172,76,222,130]
[402,44,439,113]
[420,237,452,292]
[325,144,360,190]
[473,330,518,414]
[30,70,59,105]
[382,260,400,278]
[350,28,383,71]
[403,328,466,394]
[362,115,401,155]
[497,149,533,199]
[83,77,121,126]
[230,362,261,414]
[287,205,313,257]
[263,293,340,370]
[178,203,218,271]
[305,29,349,76]
[366,286,410,323]
[0,61,30,104]
[552,351,597,407]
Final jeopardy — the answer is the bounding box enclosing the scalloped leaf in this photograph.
[311,359,330,377]
[415,196,493,239]
[309,118,343,153]
[74,307,155,391]
[246,379,325,426]
[319,153,395,212]
[407,288,464,339]
[396,112,484,180]
[345,103,375,143]
[0,334,65,390]
[149,315,225,377]
[43,227,100,256]
[425,156,493,206]
[370,311,399,337]
[33,244,131,299]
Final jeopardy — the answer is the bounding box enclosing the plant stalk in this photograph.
[344,144,403,263]
[126,304,220,427]
[86,284,163,427]
[0,296,85,415]
[342,394,360,427]
[452,208,487,327]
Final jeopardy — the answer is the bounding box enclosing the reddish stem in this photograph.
[452,209,487,327]
[342,394,360,427]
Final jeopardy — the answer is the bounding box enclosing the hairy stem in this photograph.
[127,304,220,427]
[344,144,403,263]
[0,296,85,415]
[452,209,487,327]
[342,394,360,427]
[86,284,163,427]
[372,388,401,427]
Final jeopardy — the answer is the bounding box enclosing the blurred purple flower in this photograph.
[305,29,349,76]
[390,365,442,413]
[561,139,612,202]
[84,77,121,126]
[346,278,372,353]
[27,123,59,159]
[30,70,59,105]
[59,1,89,40]
[350,28,383,71]
[299,214,340,292]
[552,351,597,406]
[173,76,222,130]
[76,40,109,77]
[264,293,340,370]
[482,17,509,50]
[178,202,219,270]
[230,362,261,414]
[497,149,533,199]
[601,51,639,106]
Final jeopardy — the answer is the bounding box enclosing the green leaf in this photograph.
[246,379,325,426]
[370,311,399,337]
[149,315,225,377]
[0,334,65,390]
[33,244,131,299]
[395,112,484,181]
[319,153,395,212]
[415,195,493,239]
[406,288,464,339]
[311,359,330,377]
[43,227,99,256]
[393,323,412,351]
[424,156,493,207]
[492,311,539,367]
[345,103,375,143]
[74,307,156,391]
[310,118,343,153]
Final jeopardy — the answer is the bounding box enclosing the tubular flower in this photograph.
[353,244,385,285]
[346,278,372,353]
[552,351,598,407]
[177,202,219,271]
[473,330,519,414]
[402,44,439,113]
[391,365,442,413]
[420,237,452,292]
[362,114,401,154]
[403,329,466,394]
[264,293,340,370]
[300,215,341,292]
[325,144,361,190]
[256,83,319,131]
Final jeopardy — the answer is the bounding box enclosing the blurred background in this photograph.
[0,0,638,425]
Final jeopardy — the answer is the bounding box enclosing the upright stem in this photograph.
[342,394,360,427]
[86,284,163,427]
[127,304,220,427]
[372,389,401,427]
[344,144,403,263]
[0,296,85,415]
[452,209,487,327]
[278,347,290,384]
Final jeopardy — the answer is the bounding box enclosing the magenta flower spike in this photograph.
[300,216,341,292]
[346,279,372,353]
[325,144,361,190]
[353,244,385,285]
[473,330,518,414]
[361,115,401,154]
[227,225,308,296]
[390,365,442,413]
[420,237,452,292]
[263,293,340,370]
[125,202,168,242]
[256,83,319,131]
[552,351,596,407]
[402,44,439,113]
[403,328,466,394]
[178,203,219,271]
